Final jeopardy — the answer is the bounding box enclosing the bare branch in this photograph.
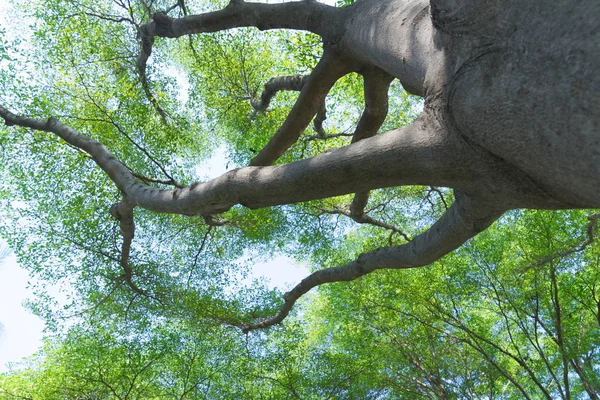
[0,106,483,217]
[186,225,213,286]
[250,50,353,166]
[84,11,135,25]
[250,75,307,112]
[136,1,341,84]
[109,201,147,296]
[347,67,395,239]
[351,68,394,144]
[131,171,185,188]
[303,131,353,141]
[241,192,505,332]
[145,1,340,39]
[317,204,411,242]
[250,74,328,137]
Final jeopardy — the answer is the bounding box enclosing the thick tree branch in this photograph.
[0,105,482,217]
[250,50,353,166]
[136,1,342,84]
[351,68,394,144]
[241,192,506,332]
[145,1,340,40]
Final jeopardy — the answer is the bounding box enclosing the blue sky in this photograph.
[0,251,45,372]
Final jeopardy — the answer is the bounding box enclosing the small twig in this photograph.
[186,226,213,286]
[428,186,449,210]
[131,171,185,188]
[84,11,135,25]
[315,205,411,242]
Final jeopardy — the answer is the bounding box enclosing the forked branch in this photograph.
[0,105,500,330]
[250,74,328,137]
[241,192,506,332]
[249,50,353,166]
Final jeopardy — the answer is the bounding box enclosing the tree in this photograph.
[0,0,598,333]
[1,210,599,398]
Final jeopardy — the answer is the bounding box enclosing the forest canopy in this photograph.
[0,0,599,398]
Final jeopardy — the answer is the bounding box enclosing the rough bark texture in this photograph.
[1,0,598,330]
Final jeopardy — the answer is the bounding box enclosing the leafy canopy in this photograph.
[0,0,598,398]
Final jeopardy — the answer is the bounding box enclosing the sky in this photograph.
[0,0,326,372]
[0,151,309,372]
[0,251,46,372]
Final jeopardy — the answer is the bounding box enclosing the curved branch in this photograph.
[351,68,394,144]
[109,201,147,296]
[349,67,395,233]
[136,1,343,82]
[250,74,328,137]
[317,204,411,242]
[147,1,341,39]
[241,192,506,332]
[250,50,353,166]
[250,75,307,112]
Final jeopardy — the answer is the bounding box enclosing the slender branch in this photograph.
[427,186,449,210]
[131,171,184,188]
[138,73,169,125]
[250,75,307,112]
[109,201,147,296]
[84,11,135,25]
[317,205,411,242]
[186,226,213,286]
[241,192,505,332]
[303,131,353,141]
[314,101,327,137]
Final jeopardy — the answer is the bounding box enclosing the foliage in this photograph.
[0,0,598,398]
